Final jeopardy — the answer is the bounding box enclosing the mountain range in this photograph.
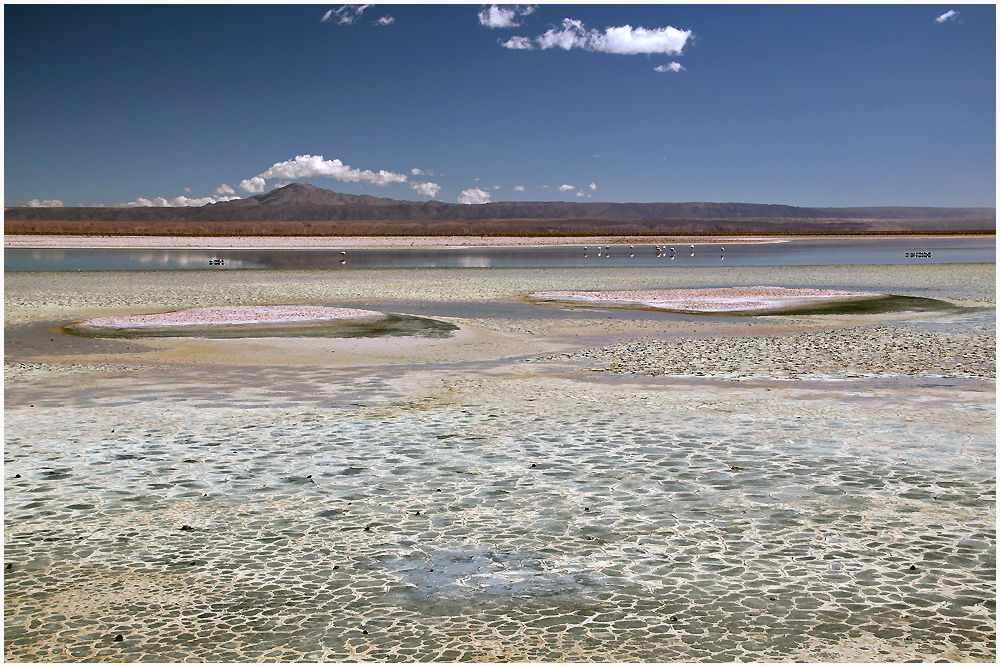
[5,183,995,235]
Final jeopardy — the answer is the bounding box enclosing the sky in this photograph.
[4,3,996,208]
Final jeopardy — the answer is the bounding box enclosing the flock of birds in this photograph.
[332,245,727,266]
[584,244,725,259]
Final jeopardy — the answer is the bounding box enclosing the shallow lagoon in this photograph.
[5,236,995,271]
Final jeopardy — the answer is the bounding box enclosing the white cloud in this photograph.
[117,193,241,208]
[239,176,267,193]
[478,5,536,29]
[935,10,959,23]
[169,195,241,207]
[501,35,535,50]
[411,181,441,197]
[27,198,64,207]
[375,15,394,26]
[575,191,586,197]
[411,167,435,176]
[458,188,491,204]
[119,197,170,207]
[558,184,576,192]
[494,185,501,190]
[508,18,692,55]
[513,185,526,191]
[655,62,685,73]
[588,182,597,190]
[215,183,236,196]
[254,154,408,188]
[322,5,371,25]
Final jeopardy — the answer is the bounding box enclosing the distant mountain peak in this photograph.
[239,182,403,207]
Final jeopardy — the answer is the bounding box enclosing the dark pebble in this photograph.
[530,463,537,467]
[909,565,917,571]
[14,474,20,478]
[114,634,124,642]
[180,525,194,531]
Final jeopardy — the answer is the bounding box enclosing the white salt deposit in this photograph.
[74,305,386,329]
[531,286,882,312]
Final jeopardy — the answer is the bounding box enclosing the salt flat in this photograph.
[3,262,995,662]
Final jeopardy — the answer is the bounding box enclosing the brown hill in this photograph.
[4,183,995,235]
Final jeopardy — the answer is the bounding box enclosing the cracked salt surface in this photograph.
[4,264,996,662]
[4,368,995,662]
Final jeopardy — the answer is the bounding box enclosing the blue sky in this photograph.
[4,3,995,208]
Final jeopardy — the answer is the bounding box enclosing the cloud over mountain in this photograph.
[458,187,491,204]
[236,154,441,199]
[411,182,441,197]
[255,154,408,187]
[119,194,241,208]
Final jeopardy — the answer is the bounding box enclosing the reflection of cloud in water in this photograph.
[27,249,67,260]
[459,255,492,268]
[133,251,219,267]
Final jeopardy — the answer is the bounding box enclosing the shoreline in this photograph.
[4,232,991,249]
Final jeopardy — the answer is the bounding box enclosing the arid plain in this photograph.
[4,236,995,662]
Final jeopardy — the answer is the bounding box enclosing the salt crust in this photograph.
[73,305,386,329]
[531,286,882,312]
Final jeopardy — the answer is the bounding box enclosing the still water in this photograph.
[4,236,994,271]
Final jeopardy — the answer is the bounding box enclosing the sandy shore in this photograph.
[6,232,989,249]
[5,233,801,249]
